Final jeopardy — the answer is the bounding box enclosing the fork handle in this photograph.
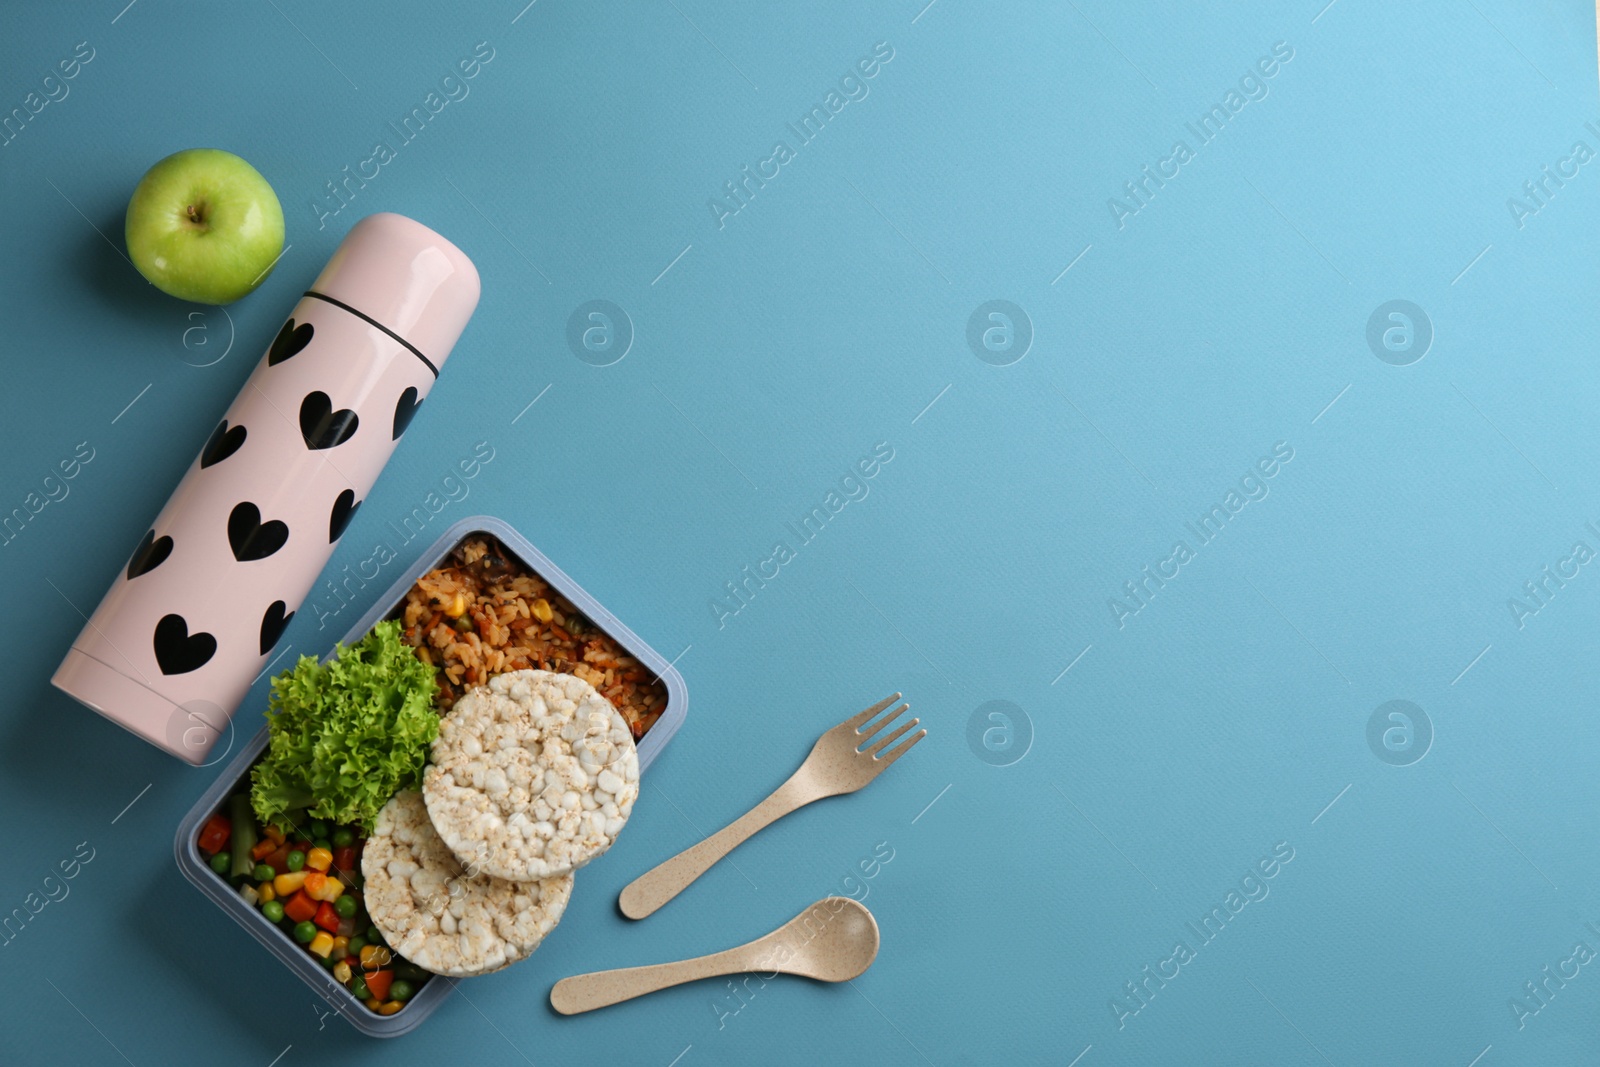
[620,775,816,919]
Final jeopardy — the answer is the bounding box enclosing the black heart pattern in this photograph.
[126,529,173,580]
[154,613,216,675]
[329,488,361,543]
[392,386,422,440]
[200,420,247,468]
[228,501,289,562]
[299,391,359,450]
[259,600,294,655]
[267,319,314,366]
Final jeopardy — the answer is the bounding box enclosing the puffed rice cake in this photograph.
[424,669,640,881]
[362,790,573,977]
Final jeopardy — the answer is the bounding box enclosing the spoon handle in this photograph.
[550,943,761,1015]
[619,774,816,919]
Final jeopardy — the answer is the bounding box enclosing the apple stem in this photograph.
[186,204,199,223]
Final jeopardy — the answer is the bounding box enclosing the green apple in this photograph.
[125,148,284,305]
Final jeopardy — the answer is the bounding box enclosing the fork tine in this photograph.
[865,716,920,757]
[858,703,910,744]
[845,693,902,732]
[874,728,927,770]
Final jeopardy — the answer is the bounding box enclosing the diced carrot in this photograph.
[331,846,356,875]
[250,839,276,861]
[197,813,231,854]
[264,844,291,874]
[363,970,393,1001]
[283,890,317,924]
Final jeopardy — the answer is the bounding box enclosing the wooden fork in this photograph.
[619,694,924,919]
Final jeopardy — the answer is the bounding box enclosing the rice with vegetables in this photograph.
[398,537,667,740]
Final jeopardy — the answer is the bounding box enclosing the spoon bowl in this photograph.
[761,897,880,982]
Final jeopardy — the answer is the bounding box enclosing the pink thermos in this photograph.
[52,213,480,764]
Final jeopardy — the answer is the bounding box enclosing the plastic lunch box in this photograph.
[174,515,688,1037]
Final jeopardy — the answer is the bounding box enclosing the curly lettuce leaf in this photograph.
[250,620,439,834]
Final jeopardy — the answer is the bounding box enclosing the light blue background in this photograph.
[3,1,1600,1063]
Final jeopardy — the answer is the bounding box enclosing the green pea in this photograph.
[261,900,285,923]
[349,976,370,1000]
[209,851,232,875]
[312,839,331,853]
[293,921,317,943]
[309,819,329,838]
[320,953,340,969]
[334,895,358,919]
[394,962,428,982]
[252,863,275,882]
[285,850,306,872]
[347,936,367,955]
[366,925,383,942]
[331,828,354,848]
[389,980,415,1002]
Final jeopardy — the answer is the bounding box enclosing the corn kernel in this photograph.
[273,871,308,895]
[273,870,307,895]
[307,847,333,872]
[359,945,392,969]
[531,598,553,623]
[378,1001,404,1016]
[257,883,275,903]
[308,932,335,959]
[304,870,345,902]
[331,936,350,961]
[333,960,352,984]
[446,592,468,618]
[364,998,382,1012]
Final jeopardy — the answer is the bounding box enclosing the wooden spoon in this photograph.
[550,897,880,1015]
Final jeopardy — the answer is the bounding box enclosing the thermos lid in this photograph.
[307,213,481,369]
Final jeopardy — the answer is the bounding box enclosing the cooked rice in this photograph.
[399,537,667,740]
